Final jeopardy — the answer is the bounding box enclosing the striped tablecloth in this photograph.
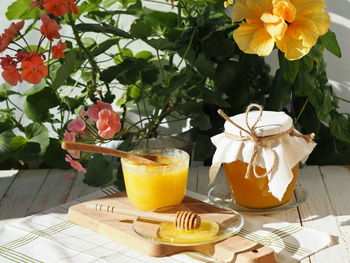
[0,186,333,263]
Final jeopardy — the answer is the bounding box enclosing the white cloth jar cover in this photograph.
[210,104,316,201]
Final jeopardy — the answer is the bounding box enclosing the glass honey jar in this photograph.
[210,104,316,209]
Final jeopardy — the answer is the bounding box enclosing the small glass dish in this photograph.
[208,183,307,214]
[132,203,244,246]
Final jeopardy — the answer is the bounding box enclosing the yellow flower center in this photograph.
[272,0,296,23]
[260,0,296,40]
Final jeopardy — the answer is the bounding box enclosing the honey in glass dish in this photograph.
[121,148,189,211]
[224,160,299,208]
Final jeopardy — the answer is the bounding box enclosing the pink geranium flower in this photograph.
[63,131,80,159]
[65,154,87,173]
[87,100,113,122]
[96,109,121,139]
[67,117,86,132]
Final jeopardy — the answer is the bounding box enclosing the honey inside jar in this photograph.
[121,148,189,211]
[223,160,299,208]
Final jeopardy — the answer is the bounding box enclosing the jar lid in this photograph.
[225,110,293,137]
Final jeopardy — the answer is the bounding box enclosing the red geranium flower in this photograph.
[21,53,48,84]
[0,21,24,53]
[40,14,61,41]
[52,40,67,59]
[2,67,22,86]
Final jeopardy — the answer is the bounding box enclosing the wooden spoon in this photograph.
[62,141,166,166]
[85,203,201,230]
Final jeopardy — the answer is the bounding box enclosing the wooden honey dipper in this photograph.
[85,203,201,231]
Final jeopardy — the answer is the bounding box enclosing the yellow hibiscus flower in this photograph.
[232,0,330,60]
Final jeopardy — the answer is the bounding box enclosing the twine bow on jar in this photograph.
[216,104,315,180]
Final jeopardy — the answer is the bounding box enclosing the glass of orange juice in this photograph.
[121,148,189,211]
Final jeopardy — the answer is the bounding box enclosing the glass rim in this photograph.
[121,147,190,167]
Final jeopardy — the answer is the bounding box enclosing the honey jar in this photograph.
[210,104,316,209]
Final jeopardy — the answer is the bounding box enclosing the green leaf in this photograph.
[144,11,177,34]
[83,154,114,186]
[202,32,234,61]
[0,131,15,158]
[202,89,230,107]
[6,0,41,20]
[0,83,19,102]
[108,58,157,85]
[330,113,350,143]
[267,69,291,111]
[10,136,41,162]
[23,87,59,122]
[43,138,70,169]
[294,70,316,97]
[62,95,86,112]
[297,101,320,135]
[21,80,46,96]
[191,114,212,131]
[308,86,333,123]
[52,50,77,89]
[145,38,173,50]
[92,38,119,56]
[76,23,132,39]
[135,51,153,60]
[174,101,202,115]
[130,21,152,38]
[307,44,323,62]
[113,48,133,64]
[100,65,121,83]
[320,31,342,58]
[279,52,299,83]
[168,71,192,92]
[302,56,314,72]
[25,122,50,156]
[194,53,215,78]
[214,60,248,106]
[127,85,141,99]
[193,134,215,161]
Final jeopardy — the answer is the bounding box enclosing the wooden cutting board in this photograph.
[68,192,276,263]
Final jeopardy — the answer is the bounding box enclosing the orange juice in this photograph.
[223,160,298,208]
[121,148,189,211]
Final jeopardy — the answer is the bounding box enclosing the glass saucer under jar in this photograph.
[208,183,307,214]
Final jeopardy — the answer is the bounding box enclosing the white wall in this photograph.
[1,0,350,114]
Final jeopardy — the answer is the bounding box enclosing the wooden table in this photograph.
[0,166,349,263]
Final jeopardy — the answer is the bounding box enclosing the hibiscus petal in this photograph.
[264,17,287,40]
[232,0,249,22]
[276,29,311,60]
[303,9,330,36]
[293,17,319,48]
[291,0,326,17]
[233,22,264,54]
[245,0,272,20]
[250,28,275,56]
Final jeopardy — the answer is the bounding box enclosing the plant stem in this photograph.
[294,98,309,124]
[156,50,166,81]
[7,98,23,112]
[176,26,197,68]
[334,95,350,104]
[18,32,31,51]
[36,36,45,53]
[68,14,111,101]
